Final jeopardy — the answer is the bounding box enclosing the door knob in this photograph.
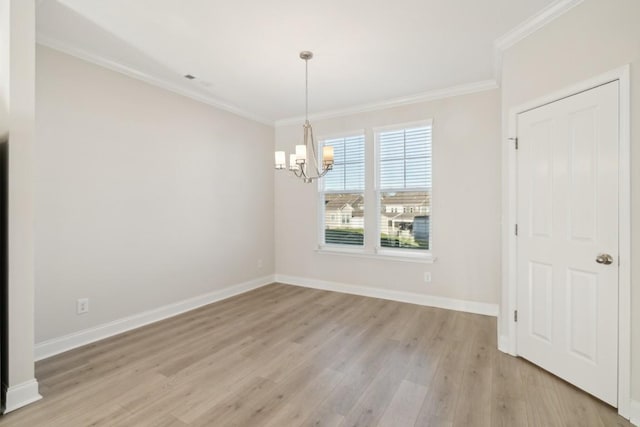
[595,253,613,265]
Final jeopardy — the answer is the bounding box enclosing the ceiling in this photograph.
[37,0,563,124]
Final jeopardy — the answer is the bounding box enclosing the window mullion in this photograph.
[403,129,407,189]
[342,139,347,191]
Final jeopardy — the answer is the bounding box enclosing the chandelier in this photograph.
[274,51,333,183]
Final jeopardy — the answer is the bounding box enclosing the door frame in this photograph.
[500,65,631,418]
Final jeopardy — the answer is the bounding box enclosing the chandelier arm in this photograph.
[298,164,308,179]
[308,125,322,177]
[318,164,333,178]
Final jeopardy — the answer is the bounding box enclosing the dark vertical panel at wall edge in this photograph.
[0,137,8,413]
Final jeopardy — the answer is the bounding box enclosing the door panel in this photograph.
[567,268,598,362]
[569,107,598,241]
[529,119,553,238]
[517,81,619,406]
[529,261,553,343]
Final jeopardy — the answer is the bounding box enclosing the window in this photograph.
[319,134,365,246]
[316,122,432,259]
[376,123,432,250]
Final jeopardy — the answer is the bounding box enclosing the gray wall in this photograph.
[35,46,275,342]
[275,89,502,306]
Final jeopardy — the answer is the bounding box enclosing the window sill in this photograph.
[315,246,436,264]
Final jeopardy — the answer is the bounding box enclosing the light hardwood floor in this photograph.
[0,283,631,426]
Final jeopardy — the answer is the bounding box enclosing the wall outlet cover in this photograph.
[77,298,89,314]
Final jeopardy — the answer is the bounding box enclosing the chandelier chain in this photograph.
[305,58,309,121]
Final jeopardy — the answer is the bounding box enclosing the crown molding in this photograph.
[275,0,584,127]
[494,0,584,51]
[37,0,583,127]
[36,34,274,126]
[274,79,498,127]
[493,0,584,85]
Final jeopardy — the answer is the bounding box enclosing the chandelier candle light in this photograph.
[274,51,334,183]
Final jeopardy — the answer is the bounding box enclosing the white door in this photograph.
[516,81,619,406]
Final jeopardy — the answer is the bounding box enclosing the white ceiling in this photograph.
[37,0,562,123]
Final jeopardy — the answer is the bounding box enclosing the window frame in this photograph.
[374,119,433,257]
[314,122,435,263]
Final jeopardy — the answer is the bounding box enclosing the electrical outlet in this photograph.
[257,259,263,269]
[424,272,432,283]
[77,298,89,314]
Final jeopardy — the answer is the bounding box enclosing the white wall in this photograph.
[275,89,501,306]
[2,0,41,413]
[499,0,640,409]
[34,46,274,343]
[0,0,9,139]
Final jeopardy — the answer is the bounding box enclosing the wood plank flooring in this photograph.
[0,283,631,426]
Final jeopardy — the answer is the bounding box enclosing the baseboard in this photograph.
[498,334,510,353]
[274,274,498,317]
[3,379,42,414]
[630,399,640,426]
[34,275,275,361]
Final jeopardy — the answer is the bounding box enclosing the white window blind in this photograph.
[322,135,365,191]
[320,134,365,246]
[379,126,432,190]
